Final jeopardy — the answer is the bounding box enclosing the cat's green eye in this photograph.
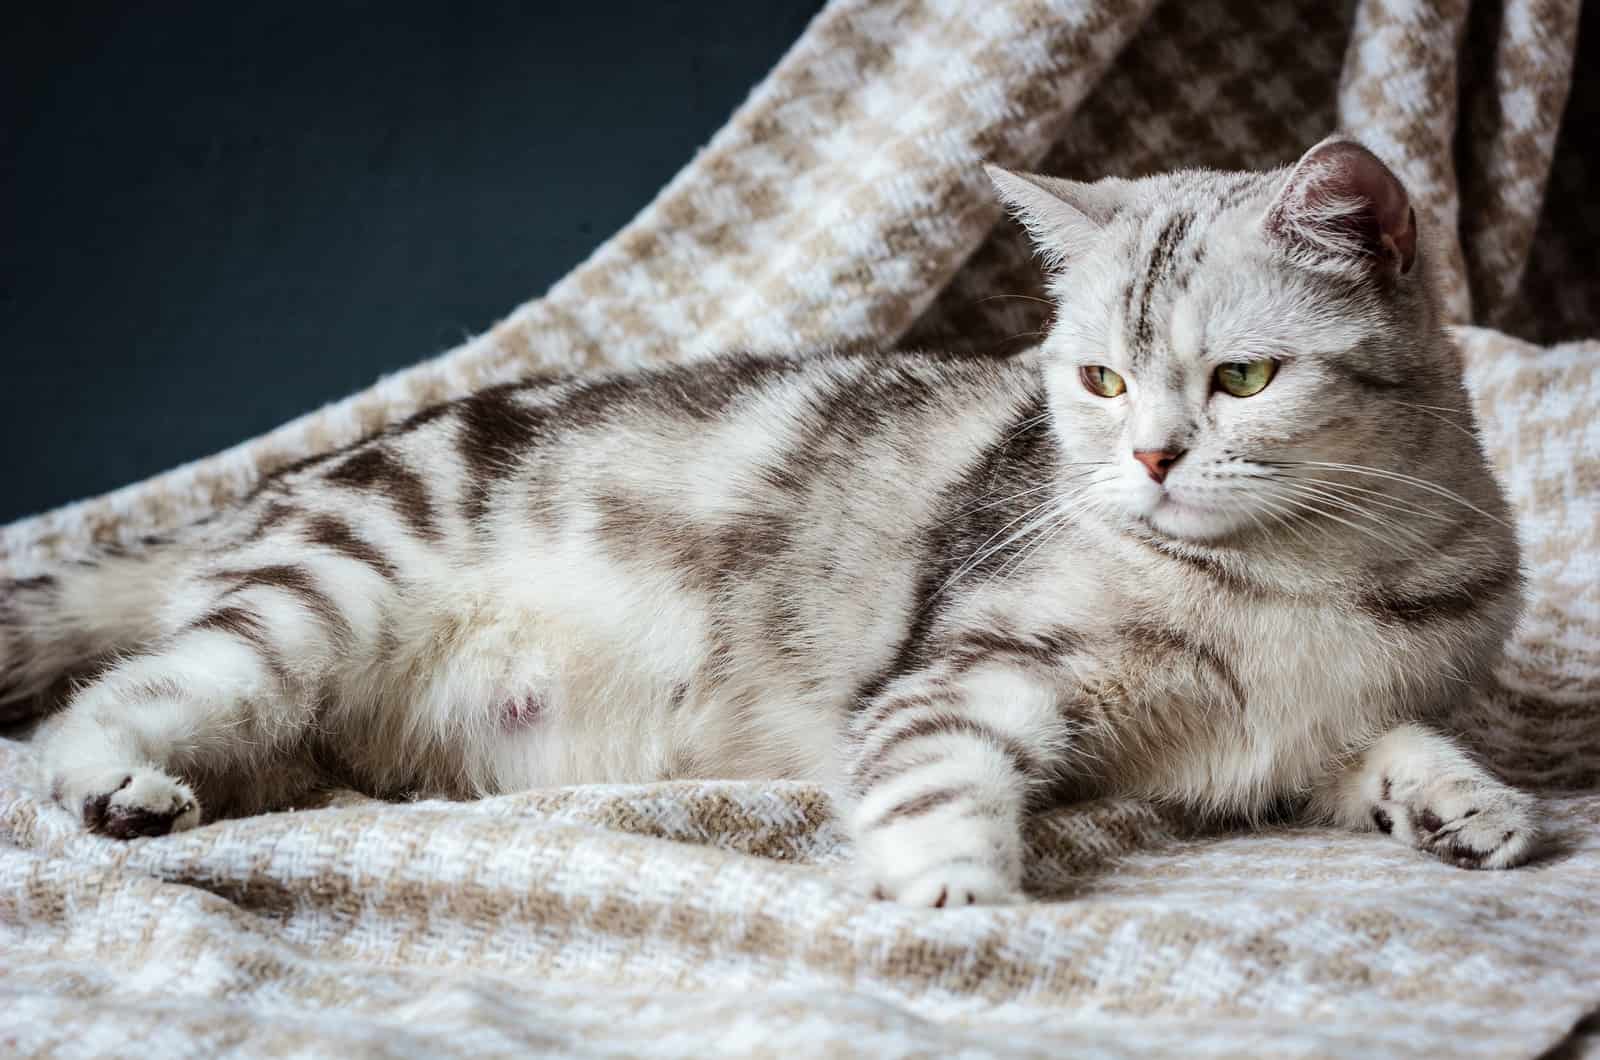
[1080,365,1126,398]
[1213,359,1278,398]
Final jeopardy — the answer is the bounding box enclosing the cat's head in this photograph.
[987,137,1464,546]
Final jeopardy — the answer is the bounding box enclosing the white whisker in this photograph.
[1281,475,1452,523]
[1390,400,1482,445]
[1272,481,1438,553]
[1269,460,1510,528]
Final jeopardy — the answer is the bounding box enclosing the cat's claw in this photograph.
[877,861,1023,908]
[76,768,201,839]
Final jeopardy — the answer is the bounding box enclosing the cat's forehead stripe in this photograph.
[1114,175,1273,374]
[1213,172,1265,212]
[1126,209,1196,371]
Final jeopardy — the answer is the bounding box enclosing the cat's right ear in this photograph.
[984,165,1114,269]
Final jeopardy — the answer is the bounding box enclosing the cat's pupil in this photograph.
[1214,359,1277,398]
[1081,365,1126,398]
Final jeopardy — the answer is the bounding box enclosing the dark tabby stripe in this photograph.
[259,447,345,486]
[453,362,808,524]
[325,447,439,539]
[212,565,350,639]
[862,688,961,730]
[590,354,803,425]
[867,785,977,830]
[186,606,291,686]
[851,393,1057,711]
[854,714,1045,791]
[1212,173,1263,213]
[592,490,791,596]
[453,384,552,524]
[943,627,1084,677]
[591,489,799,684]
[303,515,397,579]
[1126,528,1271,598]
[1128,210,1194,363]
[759,362,938,496]
[1122,621,1247,711]
[1360,564,1520,626]
[241,501,299,544]
[1,576,56,637]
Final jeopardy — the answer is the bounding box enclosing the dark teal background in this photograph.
[1,1,825,523]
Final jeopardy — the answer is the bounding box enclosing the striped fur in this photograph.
[9,138,1537,904]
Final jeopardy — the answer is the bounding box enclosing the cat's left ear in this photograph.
[1265,137,1417,276]
[985,165,1122,268]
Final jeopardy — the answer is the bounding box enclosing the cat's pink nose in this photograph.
[1133,449,1184,483]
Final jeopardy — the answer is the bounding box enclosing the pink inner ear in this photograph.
[1272,140,1417,274]
[1385,206,1417,275]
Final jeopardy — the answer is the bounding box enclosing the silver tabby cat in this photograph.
[5,137,1536,906]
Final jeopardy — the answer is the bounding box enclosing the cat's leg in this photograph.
[41,542,393,838]
[846,661,1063,907]
[1312,722,1538,868]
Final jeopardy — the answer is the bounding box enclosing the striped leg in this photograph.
[847,661,1063,907]
[41,520,393,837]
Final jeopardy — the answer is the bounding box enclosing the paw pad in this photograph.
[79,770,200,839]
[1383,791,1536,871]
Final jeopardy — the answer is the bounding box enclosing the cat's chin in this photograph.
[1135,499,1250,544]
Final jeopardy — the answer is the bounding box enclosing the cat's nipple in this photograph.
[500,693,545,730]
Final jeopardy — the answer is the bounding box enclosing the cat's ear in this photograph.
[985,165,1118,268]
[1265,137,1417,276]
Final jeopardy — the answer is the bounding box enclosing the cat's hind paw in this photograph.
[74,768,201,839]
[874,860,1023,908]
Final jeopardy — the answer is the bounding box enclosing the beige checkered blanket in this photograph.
[3,2,1596,1056]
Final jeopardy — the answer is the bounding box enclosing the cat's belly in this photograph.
[329,547,843,797]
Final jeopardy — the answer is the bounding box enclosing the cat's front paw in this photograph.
[873,860,1023,908]
[69,768,201,839]
[1373,777,1537,870]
